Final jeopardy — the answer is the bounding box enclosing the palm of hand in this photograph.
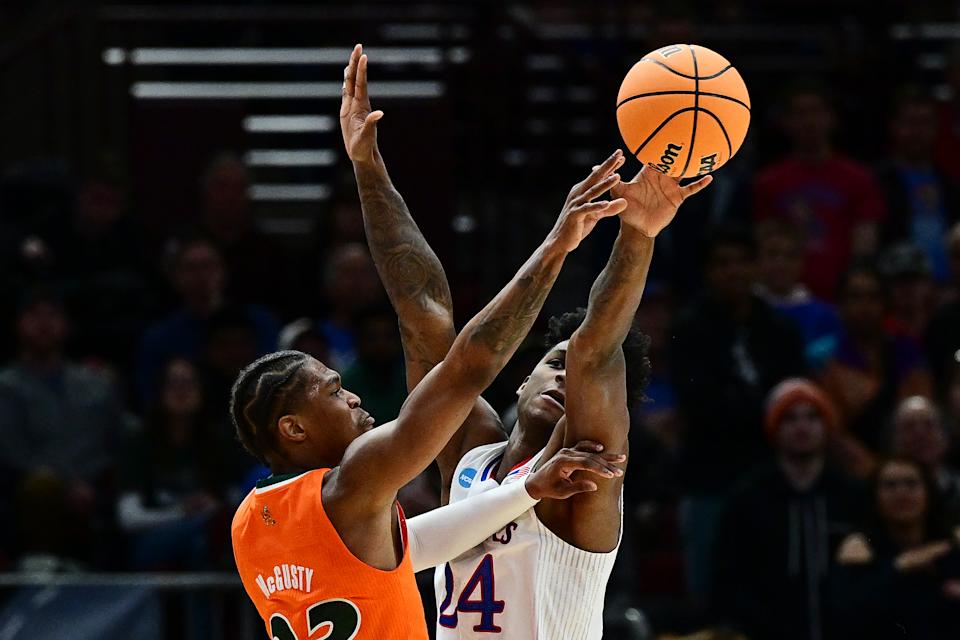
[612,167,684,237]
[343,107,372,158]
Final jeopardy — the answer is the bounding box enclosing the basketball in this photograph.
[616,44,751,178]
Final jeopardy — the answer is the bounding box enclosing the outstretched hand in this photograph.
[524,440,626,500]
[548,150,629,253]
[612,164,712,237]
[340,43,382,164]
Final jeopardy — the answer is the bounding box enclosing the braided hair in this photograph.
[544,308,652,407]
[230,350,311,466]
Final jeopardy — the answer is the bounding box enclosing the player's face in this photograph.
[290,359,376,462]
[776,401,825,458]
[516,342,568,430]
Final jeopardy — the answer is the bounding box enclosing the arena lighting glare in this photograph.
[248,184,330,201]
[130,81,444,99]
[243,116,335,133]
[103,47,443,65]
[243,150,337,167]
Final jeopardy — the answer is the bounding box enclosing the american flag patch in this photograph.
[506,465,532,480]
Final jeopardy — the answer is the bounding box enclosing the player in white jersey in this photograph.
[342,44,711,638]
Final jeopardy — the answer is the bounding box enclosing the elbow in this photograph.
[568,332,618,370]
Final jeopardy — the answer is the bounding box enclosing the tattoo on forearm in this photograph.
[357,172,453,314]
[583,230,652,347]
[468,258,558,356]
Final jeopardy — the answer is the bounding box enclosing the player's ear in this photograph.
[516,376,531,397]
[276,414,306,442]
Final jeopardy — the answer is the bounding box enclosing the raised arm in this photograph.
[548,166,709,551]
[340,45,454,387]
[340,45,504,494]
[334,151,627,510]
[564,166,711,449]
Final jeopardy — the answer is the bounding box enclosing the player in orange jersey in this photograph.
[229,50,631,638]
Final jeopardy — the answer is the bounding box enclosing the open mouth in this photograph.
[541,389,565,409]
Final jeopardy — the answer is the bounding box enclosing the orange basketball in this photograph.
[616,44,750,178]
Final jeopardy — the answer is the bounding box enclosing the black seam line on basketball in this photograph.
[616,91,750,111]
[632,107,698,157]
[639,57,733,81]
[679,45,700,177]
[698,107,733,157]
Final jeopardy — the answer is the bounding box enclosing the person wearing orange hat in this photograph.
[712,378,865,640]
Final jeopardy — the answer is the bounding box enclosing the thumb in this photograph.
[565,479,599,496]
[600,198,628,217]
[361,110,384,133]
[679,174,713,199]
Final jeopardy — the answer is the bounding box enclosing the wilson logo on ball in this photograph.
[652,143,683,174]
[698,153,718,175]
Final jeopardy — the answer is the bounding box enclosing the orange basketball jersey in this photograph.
[232,469,429,639]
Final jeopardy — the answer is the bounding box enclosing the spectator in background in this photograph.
[197,153,299,313]
[950,222,960,302]
[0,290,127,569]
[877,91,960,282]
[821,265,932,470]
[879,243,938,342]
[926,222,960,391]
[623,284,688,601]
[754,82,886,299]
[58,165,153,369]
[935,43,960,184]
[831,457,960,639]
[136,235,279,405]
[200,306,266,486]
[713,379,862,640]
[340,304,407,423]
[891,396,960,523]
[947,364,960,470]
[277,317,330,362]
[118,358,223,570]
[754,219,841,370]
[670,227,806,600]
[279,242,383,371]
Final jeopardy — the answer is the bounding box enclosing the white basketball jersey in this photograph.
[434,442,620,639]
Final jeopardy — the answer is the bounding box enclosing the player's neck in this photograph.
[497,420,548,482]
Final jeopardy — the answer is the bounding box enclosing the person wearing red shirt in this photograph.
[754,84,887,300]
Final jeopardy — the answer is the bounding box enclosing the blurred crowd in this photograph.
[3,16,960,640]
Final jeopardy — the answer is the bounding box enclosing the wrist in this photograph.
[541,236,571,261]
[523,475,544,501]
[351,146,384,171]
[620,220,657,242]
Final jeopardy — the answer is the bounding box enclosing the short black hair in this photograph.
[230,350,311,466]
[545,308,652,406]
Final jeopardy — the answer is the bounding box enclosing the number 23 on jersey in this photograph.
[269,598,361,640]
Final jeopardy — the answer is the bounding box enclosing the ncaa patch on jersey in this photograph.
[458,468,477,488]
